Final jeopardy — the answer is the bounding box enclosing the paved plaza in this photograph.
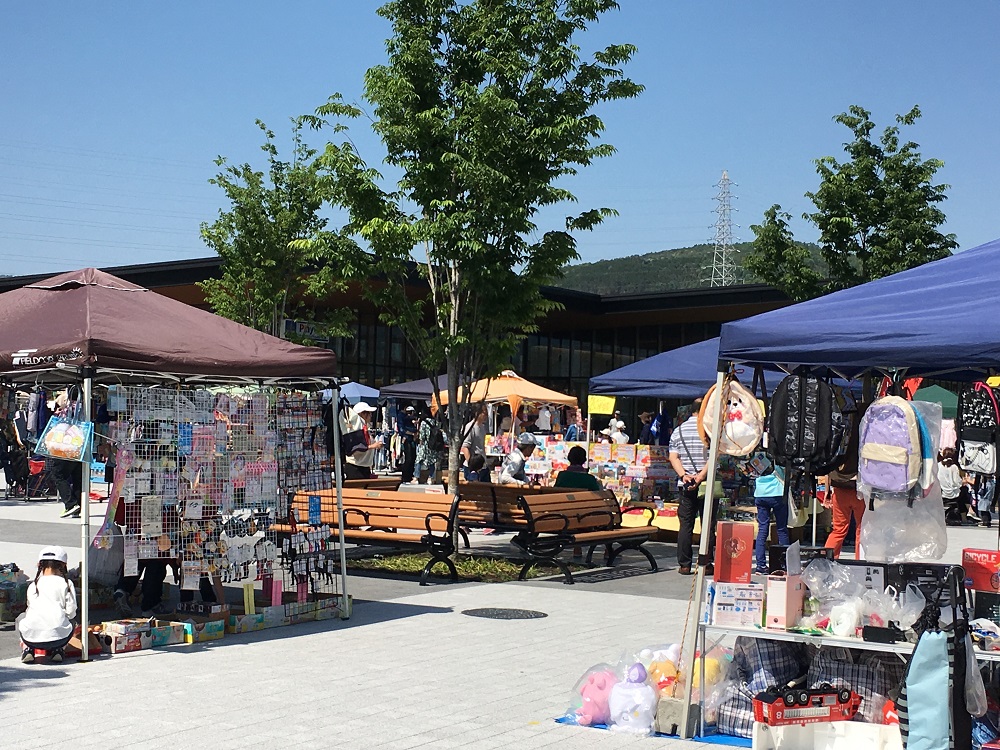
[0,491,988,749]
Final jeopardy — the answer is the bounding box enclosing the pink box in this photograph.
[765,573,805,630]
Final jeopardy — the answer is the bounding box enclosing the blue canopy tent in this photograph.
[589,337,787,399]
[326,381,379,405]
[719,236,1000,377]
[379,375,449,402]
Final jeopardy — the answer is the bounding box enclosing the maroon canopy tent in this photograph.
[0,268,336,381]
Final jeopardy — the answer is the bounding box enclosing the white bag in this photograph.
[959,439,996,474]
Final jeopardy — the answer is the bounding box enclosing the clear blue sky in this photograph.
[1,2,997,277]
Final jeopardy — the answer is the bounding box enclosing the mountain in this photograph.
[556,242,822,295]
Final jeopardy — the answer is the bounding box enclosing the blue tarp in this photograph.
[719,236,1000,377]
[589,338,786,400]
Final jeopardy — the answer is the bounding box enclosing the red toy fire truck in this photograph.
[753,682,862,726]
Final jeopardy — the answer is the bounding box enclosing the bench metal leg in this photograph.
[458,527,471,549]
[606,541,658,573]
[518,557,574,584]
[420,553,459,586]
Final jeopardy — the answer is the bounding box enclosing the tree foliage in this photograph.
[200,119,360,340]
[303,0,641,484]
[748,105,957,301]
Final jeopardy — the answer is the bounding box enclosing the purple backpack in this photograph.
[858,396,922,496]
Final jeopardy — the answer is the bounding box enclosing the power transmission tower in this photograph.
[706,170,740,287]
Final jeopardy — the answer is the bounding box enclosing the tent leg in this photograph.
[80,367,94,662]
[332,380,350,619]
[679,365,727,738]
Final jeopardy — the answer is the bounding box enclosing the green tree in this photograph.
[200,119,360,341]
[748,105,957,301]
[304,0,641,485]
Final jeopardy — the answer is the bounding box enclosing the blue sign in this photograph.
[308,495,322,526]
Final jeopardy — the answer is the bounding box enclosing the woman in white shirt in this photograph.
[938,447,968,526]
[17,545,77,664]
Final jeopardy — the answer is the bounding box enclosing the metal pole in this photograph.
[331,381,350,619]
[812,496,818,546]
[80,367,94,662]
[679,365,727,738]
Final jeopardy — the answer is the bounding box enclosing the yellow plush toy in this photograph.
[691,656,723,689]
[647,659,678,696]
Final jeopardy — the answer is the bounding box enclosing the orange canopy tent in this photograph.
[434,370,577,422]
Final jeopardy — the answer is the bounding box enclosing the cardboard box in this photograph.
[180,609,229,643]
[150,620,185,647]
[963,549,1000,592]
[103,618,153,636]
[711,582,765,628]
[259,604,290,629]
[714,521,754,583]
[765,574,805,630]
[176,600,229,616]
[101,630,152,654]
[226,609,266,634]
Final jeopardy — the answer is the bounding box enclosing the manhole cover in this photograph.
[461,607,548,620]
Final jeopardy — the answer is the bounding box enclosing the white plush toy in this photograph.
[608,662,658,735]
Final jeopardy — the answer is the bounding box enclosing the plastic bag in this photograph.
[567,662,620,726]
[802,558,866,612]
[896,584,926,631]
[607,662,657,735]
[862,586,898,628]
[966,633,989,717]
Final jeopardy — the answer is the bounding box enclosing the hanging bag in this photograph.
[338,399,368,457]
[957,382,1000,474]
[36,389,93,463]
[698,378,764,457]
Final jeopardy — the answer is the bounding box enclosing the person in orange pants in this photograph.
[825,484,865,559]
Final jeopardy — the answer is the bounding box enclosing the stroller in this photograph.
[0,422,29,499]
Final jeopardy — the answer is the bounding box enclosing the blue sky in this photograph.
[1,2,997,277]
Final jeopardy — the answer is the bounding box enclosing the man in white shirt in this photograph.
[499,433,538,486]
[668,399,709,575]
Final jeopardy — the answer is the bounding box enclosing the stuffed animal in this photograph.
[647,659,678,696]
[576,668,617,726]
[691,656,723,689]
[608,663,658,735]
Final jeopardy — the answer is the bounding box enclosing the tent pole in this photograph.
[80,366,94,662]
[679,364,727,738]
[332,380,350,619]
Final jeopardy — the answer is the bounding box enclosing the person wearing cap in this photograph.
[342,402,384,480]
[498,433,538,486]
[397,405,418,483]
[609,420,629,445]
[17,545,77,664]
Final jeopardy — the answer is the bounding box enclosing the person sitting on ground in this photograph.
[498,433,538,486]
[554,446,602,491]
[938,448,966,526]
[17,545,77,664]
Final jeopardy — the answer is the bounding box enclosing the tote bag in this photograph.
[36,401,93,463]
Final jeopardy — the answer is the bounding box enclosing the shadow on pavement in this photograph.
[0,664,69,698]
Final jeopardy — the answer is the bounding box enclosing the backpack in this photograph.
[428,422,445,453]
[858,396,923,498]
[697,378,764,457]
[957,382,999,475]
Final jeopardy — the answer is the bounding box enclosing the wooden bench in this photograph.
[274,488,460,585]
[508,490,658,584]
[341,477,401,491]
[453,482,565,532]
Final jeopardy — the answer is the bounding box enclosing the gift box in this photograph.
[711,582,765,628]
[962,549,1000,592]
[714,521,754,583]
[765,573,805,630]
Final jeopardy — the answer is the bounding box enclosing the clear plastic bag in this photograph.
[802,558,866,613]
[896,584,926,630]
[966,634,989,717]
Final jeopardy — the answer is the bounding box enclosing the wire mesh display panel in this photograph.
[94,385,343,616]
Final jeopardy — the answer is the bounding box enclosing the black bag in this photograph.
[768,374,846,508]
[322,398,367,457]
[428,422,445,453]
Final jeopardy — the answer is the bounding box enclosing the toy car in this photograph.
[753,681,861,726]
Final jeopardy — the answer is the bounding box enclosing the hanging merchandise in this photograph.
[698,378,764,457]
[957,382,1000,475]
[36,392,94,463]
[766,374,846,510]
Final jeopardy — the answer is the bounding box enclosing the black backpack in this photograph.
[956,382,1000,474]
[428,421,446,453]
[768,374,846,507]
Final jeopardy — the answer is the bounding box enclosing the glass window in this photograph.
[525,335,548,378]
[571,336,592,378]
[549,335,570,378]
[593,329,614,375]
[614,327,635,368]
[390,326,405,365]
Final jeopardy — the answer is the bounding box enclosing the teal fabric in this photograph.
[905,630,950,750]
[553,470,603,492]
[753,466,785,498]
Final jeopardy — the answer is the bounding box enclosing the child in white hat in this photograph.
[17,546,77,664]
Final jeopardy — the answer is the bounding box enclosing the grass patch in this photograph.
[347,552,590,583]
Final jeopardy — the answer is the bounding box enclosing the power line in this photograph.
[0,193,207,220]
[0,212,197,235]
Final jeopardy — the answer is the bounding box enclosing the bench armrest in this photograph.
[424,512,453,538]
[577,510,616,531]
[343,508,369,527]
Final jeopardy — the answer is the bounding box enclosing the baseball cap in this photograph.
[38,545,68,565]
[404,405,415,413]
[517,432,538,446]
[354,401,376,414]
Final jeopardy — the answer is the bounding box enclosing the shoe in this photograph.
[705,564,715,576]
[754,569,768,576]
[21,648,34,664]
[113,590,133,616]
[678,566,693,575]
[59,506,80,519]
[981,523,993,529]
[69,511,81,518]
[48,648,64,664]
[969,512,982,522]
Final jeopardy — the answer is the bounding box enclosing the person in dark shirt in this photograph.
[637,412,655,445]
[554,446,602,491]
